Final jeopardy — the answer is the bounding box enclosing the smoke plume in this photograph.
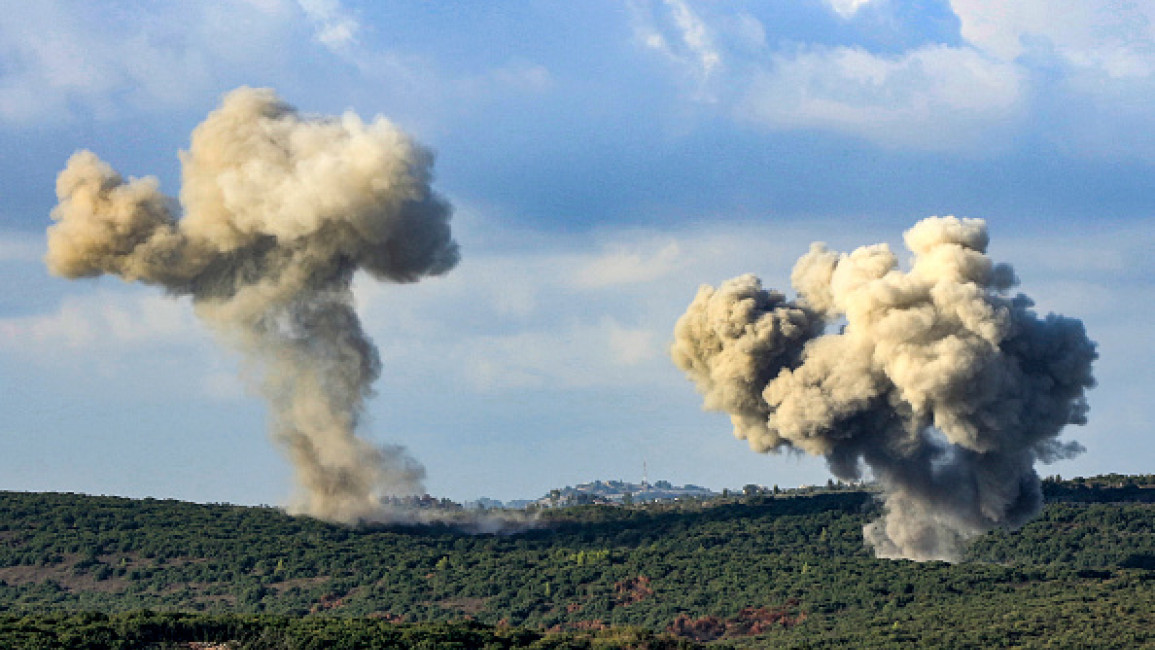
[46,87,459,523]
[672,217,1097,561]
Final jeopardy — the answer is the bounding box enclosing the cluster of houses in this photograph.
[464,479,717,510]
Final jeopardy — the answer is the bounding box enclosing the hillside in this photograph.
[0,478,1153,647]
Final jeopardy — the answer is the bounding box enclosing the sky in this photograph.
[1,0,1153,506]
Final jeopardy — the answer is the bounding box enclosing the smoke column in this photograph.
[45,87,459,523]
[672,217,1096,561]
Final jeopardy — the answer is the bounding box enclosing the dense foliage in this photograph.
[0,477,1152,647]
[0,611,700,649]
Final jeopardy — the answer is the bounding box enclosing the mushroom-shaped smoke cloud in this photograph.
[46,87,459,523]
[672,217,1097,561]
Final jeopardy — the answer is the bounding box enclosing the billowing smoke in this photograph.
[46,87,458,523]
[672,217,1097,561]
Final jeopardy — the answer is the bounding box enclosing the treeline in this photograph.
[1041,473,1155,503]
[0,476,1152,647]
[0,610,702,650]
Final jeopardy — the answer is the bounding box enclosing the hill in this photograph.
[0,477,1153,647]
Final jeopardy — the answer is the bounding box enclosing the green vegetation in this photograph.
[0,611,699,649]
[0,477,1152,647]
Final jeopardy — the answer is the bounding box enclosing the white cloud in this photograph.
[0,284,217,397]
[664,0,721,79]
[0,282,250,404]
[0,3,128,122]
[951,0,1155,74]
[736,13,768,50]
[574,241,681,289]
[0,0,301,124]
[629,2,1155,156]
[353,235,688,395]
[460,318,661,393]
[1,297,96,349]
[631,3,1030,151]
[297,0,360,53]
[0,289,205,357]
[948,0,1155,158]
[632,0,722,97]
[739,44,1024,151]
[827,0,876,19]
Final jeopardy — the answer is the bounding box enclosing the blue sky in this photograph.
[1,0,1153,505]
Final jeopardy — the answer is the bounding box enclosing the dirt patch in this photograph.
[667,602,807,642]
[367,611,407,623]
[310,592,347,613]
[310,586,365,613]
[548,619,609,634]
[613,575,654,606]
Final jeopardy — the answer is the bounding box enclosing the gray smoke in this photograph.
[46,87,458,523]
[672,217,1097,561]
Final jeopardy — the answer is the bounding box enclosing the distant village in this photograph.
[460,477,870,511]
[498,479,717,510]
[375,474,1152,514]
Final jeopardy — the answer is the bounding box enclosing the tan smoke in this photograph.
[46,87,459,523]
[672,217,1097,561]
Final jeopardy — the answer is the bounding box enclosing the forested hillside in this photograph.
[1,478,1153,648]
